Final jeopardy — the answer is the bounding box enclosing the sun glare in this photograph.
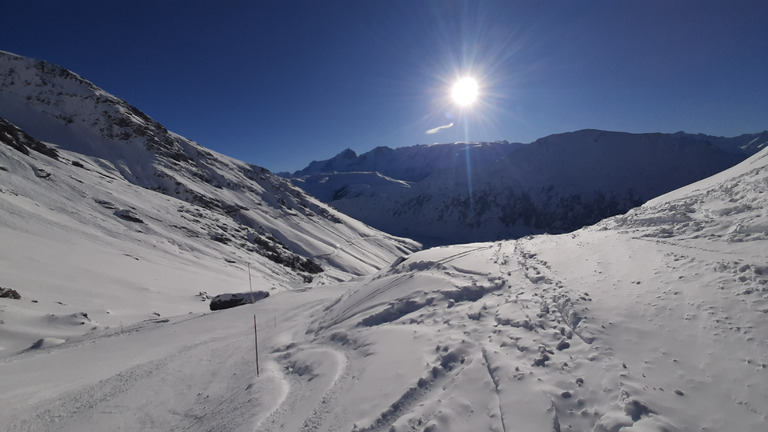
[451,77,479,107]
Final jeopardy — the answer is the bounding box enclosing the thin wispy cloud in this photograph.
[425,122,454,135]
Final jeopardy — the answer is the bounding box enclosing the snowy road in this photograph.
[0,287,339,432]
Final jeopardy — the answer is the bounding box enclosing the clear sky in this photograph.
[3,1,767,173]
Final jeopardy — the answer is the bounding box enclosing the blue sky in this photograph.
[3,1,767,173]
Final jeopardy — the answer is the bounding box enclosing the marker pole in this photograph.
[254,314,260,377]
[248,263,253,302]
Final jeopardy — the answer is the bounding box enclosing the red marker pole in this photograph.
[254,314,260,377]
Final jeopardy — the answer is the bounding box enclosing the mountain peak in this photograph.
[336,148,357,159]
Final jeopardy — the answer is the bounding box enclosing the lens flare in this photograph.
[451,77,479,106]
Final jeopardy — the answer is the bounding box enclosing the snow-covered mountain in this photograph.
[1,123,766,431]
[0,50,418,272]
[0,51,418,353]
[287,130,764,245]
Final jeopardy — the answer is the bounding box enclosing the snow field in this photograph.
[4,206,766,430]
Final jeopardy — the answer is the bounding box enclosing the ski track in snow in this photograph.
[257,347,349,432]
[253,226,766,431]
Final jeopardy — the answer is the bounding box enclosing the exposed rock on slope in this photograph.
[0,116,59,160]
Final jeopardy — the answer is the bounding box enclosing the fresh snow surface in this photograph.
[1,148,767,430]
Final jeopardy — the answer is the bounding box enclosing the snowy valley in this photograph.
[0,51,767,432]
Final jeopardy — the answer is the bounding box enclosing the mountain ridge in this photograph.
[287,129,764,245]
[0,50,419,286]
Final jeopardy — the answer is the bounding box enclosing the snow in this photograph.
[1,51,767,431]
[2,147,767,430]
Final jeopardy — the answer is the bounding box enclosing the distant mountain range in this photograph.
[285,130,767,245]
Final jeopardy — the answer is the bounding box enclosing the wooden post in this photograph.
[248,263,253,303]
[254,314,260,377]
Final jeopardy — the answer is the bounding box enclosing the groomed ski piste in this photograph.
[1,147,766,430]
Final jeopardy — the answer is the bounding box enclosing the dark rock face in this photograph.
[0,116,59,160]
[0,287,22,299]
[210,291,270,311]
[114,209,144,223]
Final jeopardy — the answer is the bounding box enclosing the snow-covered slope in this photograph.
[0,51,418,354]
[1,133,765,429]
[0,50,417,272]
[288,130,761,245]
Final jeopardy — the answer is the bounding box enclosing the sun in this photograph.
[451,77,479,107]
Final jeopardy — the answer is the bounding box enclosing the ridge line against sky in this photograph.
[3,0,767,173]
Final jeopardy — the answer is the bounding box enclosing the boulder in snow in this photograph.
[113,208,144,223]
[210,291,269,311]
[0,287,21,299]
